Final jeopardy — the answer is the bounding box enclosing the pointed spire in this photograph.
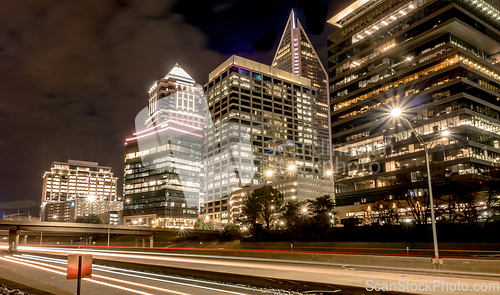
[272,10,327,78]
[164,63,195,84]
[291,9,297,29]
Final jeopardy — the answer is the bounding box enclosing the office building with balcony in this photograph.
[41,199,122,223]
[42,160,118,202]
[123,64,204,228]
[203,55,323,221]
[41,159,119,221]
[327,0,500,211]
[272,10,330,153]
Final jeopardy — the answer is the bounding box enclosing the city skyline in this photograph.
[1,1,500,293]
[0,1,339,217]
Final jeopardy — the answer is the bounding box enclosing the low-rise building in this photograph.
[203,176,334,225]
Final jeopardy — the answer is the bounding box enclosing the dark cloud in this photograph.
[0,0,343,217]
[253,29,276,53]
[298,0,329,35]
[0,0,225,216]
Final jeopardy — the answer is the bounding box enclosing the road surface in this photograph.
[3,246,499,295]
[0,253,279,295]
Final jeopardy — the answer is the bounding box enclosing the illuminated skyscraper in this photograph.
[41,159,119,222]
[203,55,322,223]
[123,64,204,228]
[272,10,330,155]
[328,0,500,213]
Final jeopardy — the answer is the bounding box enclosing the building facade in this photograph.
[41,199,122,223]
[327,0,500,210]
[41,160,119,221]
[42,160,118,202]
[123,64,204,227]
[272,10,331,156]
[203,55,323,211]
[214,176,335,224]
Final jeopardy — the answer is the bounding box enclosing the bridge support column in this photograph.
[23,235,28,246]
[142,238,145,248]
[135,237,138,248]
[8,230,19,252]
[149,235,154,248]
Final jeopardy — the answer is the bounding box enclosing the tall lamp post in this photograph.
[391,108,446,265]
[87,194,96,224]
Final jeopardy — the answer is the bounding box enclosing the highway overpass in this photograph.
[0,221,219,251]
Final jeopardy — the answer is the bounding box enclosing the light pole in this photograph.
[87,194,96,224]
[324,169,335,224]
[391,108,444,264]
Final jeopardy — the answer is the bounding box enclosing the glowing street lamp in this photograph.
[390,107,440,265]
[390,107,402,117]
[87,194,96,223]
[87,194,96,202]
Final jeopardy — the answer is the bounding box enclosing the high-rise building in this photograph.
[327,0,500,210]
[41,159,119,221]
[145,63,205,129]
[123,64,204,228]
[42,160,118,202]
[203,55,323,220]
[272,10,331,157]
[41,199,122,223]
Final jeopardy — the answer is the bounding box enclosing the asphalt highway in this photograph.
[0,253,277,295]
[4,246,499,295]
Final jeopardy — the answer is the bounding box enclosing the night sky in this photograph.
[0,0,347,217]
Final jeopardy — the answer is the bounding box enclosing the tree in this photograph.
[451,180,482,225]
[241,185,284,230]
[307,195,336,228]
[75,214,102,224]
[219,224,241,241]
[484,170,500,223]
[404,191,430,225]
[369,200,400,225]
[194,218,214,230]
[282,200,303,229]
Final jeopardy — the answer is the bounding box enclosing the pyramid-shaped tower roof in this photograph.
[271,10,327,78]
[164,63,195,84]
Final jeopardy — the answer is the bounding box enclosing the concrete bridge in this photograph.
[0,220,219,251]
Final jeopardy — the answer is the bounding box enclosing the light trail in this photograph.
[0,256,154,295]
[22,243,493,258]
[5,256,191,295]
[17,254,256,295]
[15,246,390,280]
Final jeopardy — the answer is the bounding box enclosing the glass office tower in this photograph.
[272,10,330,158]
[123,64,204,227]
[328,0,500,208]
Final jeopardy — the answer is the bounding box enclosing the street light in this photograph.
[391,107,440,264]
[87,194,96,224]
[87,194,96,202]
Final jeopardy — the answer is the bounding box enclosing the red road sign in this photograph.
[67,254,92,279]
